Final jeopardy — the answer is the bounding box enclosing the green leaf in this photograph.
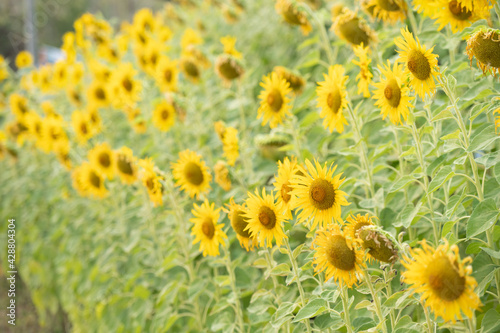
[253,258,268,268]
[431,108,454,122]
[299,112,320,128]
[441,220,457,237]
[440,129,461,141]
[293,299,327,322]
[495,162,500,184]
[398,202,423,228]
[354,299,373,310]
[482,309,500,333]
[270,263,291,276]
[214,275,231,287]
[313,313,343,330]
[468,124,500,152]
[271,302,297,328]
[481,247,500,259]
[466,242,483,255]
[466,198,500,239]
[389,175,415,193]
[426,154,447,176]
[133,285,151,300]
[293,244,305,259]
[383,290,414,309]
[400,146,416,158]
[428,166,454,194]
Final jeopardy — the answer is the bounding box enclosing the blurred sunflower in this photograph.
[331,7,377,47]
[222,127,239,166]
[244,188,287,248]
[114,146,138,184]
[191,200,227,257]
[155,57,178,92]
[9,93,30,120]
[171,149,212,199]
[74,162,108,198]
[139,158,163,206]
[153,101,176,132]
[274,66,306,95]
[257,72,292,129]
[15,51,33,69]
[220,36,242,59]
[273,156,299,217]
[214,161,231,191]
[432,0,484,33]
[395,27,440,98]
[352,44,373,98]
[87,80,111,108]
[316,65,349,133]
[343,213,376,240]
[312,224,365,287]
[412,0,439,16]
[402,240,481,322]
[66,86,84,108]
[372,60,414,125]
[224,198,256,251]
[368,0,407,23]
[40,116,67,153]
[291,159,349,230]
[215,55,244,86]
[112,63,142,107]
[72,110,94,144]
[88,143,115,179]
[180,56,202,83]
[466,28,500,76]
[275,0,312,35]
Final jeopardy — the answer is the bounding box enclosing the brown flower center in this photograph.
[117,156,134,175]
[426,256,466,301]
[231,209,251,238]
[184,162,204,185]
[469,31,500,70]
[326,235,356,271]
[377,0,401,11]
[89,170,101,188]
[122,77,133,92]
[281,182,292,203]
[202,218,215,239]
[267,89,284,112]
[80,122,88,135]
[384,78,402,108]
[338,17,372,46]
[258,206,276,229]
[407,49,431,80]
[98,152,111,168]
[183,60,200,78]
[161,108,170,120]
[326,89,342,114]
[309,179,336,210]
[95,87,106,101]
[448,1,472,20]
[164,69,172,83]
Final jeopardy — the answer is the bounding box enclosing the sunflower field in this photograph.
[1,0,500,332]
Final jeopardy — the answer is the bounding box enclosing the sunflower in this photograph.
[89,60,112,82]
[291,159,349,230]
[72,110,94,145]
[180,56,202,83]
[273,156,299,217]
[395,27,440,98]
[372,60,414,125]
[368,0,407,23]
[73,162,108,198]
[275,0,312,35]
[155,57,178,92]
[401,240,481,323]
[87,80,111,108]
[15,51,33,69]
[191,200,228,257]
[214,161,232,191]
[244,188,288,248]
[152,101,176,132]
[331,7,377,47]
[257,72,292,129]
[222,127,239,166]
[40,116,67,153]
[52,61,69,89]
[139,158,163,207]
[273,66,306,95]
[432,0,485,33]
[67,86,84,108]
[220,36,242,59]
[24,111,44,144]
[9,93,30,120]
[114,146,138,184]
[343,213,376,240]
[55,143,72,171]
[171,149,212,199]
[224,198,256,251]
[312,224,365,287]
[466,28,500,76]
[111,62,142,107]
[316,65,349,133]
[215,55,244,86]
[214,121,226,140]
[125,106,147,134]
[88,142,115,179]
[412,0,439,16]
[353,44,373,98]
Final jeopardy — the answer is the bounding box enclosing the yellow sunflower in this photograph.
[401,240,481,323]
[87,80,111,108]
[88,142,115,179]
[331,7,377,47]
[432,0,485,33]
[40,116,67,153]
[368,0,407,23]
[220,36,243,59]
[395,27,440,98]
[275,0,312,35]
[171,149,212,199]
[15,51,33,69]
[152,101,176,132]
[215,55,244,86]
[244,188,288,248]
[72,110,94,145]
[224,198,256,251]
[214,161,232,191]
[155,57,178,92]
[274,66,306,95]
[372,60,414,125]
[67,86,84,108]
[139,158,163,207]
[111,62,142,107]
[316,65,349,133]
[291,159,349,230]
[412,0,439,16]
[343,214,376,240]
[352,44,373,98]
[466,28,500,76]
[312,224,366,287]
[180,56,202,83]
[273,156,299,217]
[114,146,138,184]
[9,93,30,120]
[222,127,239,166]
[214,121,226,140]
[73,162,108,198]
[191,200,228,257]
[257,72,292,129]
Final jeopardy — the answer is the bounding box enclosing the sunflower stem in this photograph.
[283,238,312,333]
[446,26,455,64]
[340,285,354,333]
[290,116,303,162]
[362,270,388,333]
[383,269,396,331]
[223,244,246,333]
[486,229,500,303]
[422,303,435,333]
[264,248,289,333]
[406,8,419,37]
[236,81,253,184]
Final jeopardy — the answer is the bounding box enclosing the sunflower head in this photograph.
[275,0,312,35]
[215,55,244,85]
[273,66,306,95]
[466,28,500,77]
[432,0,484,33]
[224,198,256,251]
[222,127,239,166]
[153,101,176,132]
[115,146,138,184]
[331,7,377,46]
[214,161,232,191]
[191,200,227,257]
[15,51,33,69]
[358,228,398,264]
[273,156,299,216]
[88,142,115,179]
[171,149,212,199]
[316,65,349,133]
[401,240,481,322]
[313,224,366,287]
[73,162,108,198]
[220,36,242,59]
[257,72,293,129]
[255,134,290,161]
[368,0,407,23]
[180,56,202,83]
[139,158,163,207]
[352,44,373,98]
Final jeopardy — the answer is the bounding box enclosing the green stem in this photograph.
[340,285,353,333]
[383,269,396,331]
[223,244,245,333]
[422,304,435,333]
[406,8,419,36]
[363,270,387,333]
[290,116,303,162]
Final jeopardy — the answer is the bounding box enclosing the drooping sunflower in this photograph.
[401,240,481,323]
[312,224,366,287]
[73,162,108,198]
[190,200,227,257]
[432,0,485,33]
[215,55,244,86]
[275,0,312,35]
[466,28,500,76]
[274,66,306,95]
[224,198,256,251]
[114,146,138,184]
[155,57,178,92]
[331,7,377,47]
[180,56,202,83]
[88,142,115,179]
[395,27,440,98]
[244,188,288,248]
[273,156,299,217]
[214,161,232,191]
[343,213,376,240]
[368,0,407,23]
[257,72,292,129]
[352,44,373,98]
[222,127,239,166]
[139,158,163,207]
[15,51,33,69]
[372,60,414,125]
[291,159,349,230]
[171,149,212,199]
[152,101,176,132]
[316,65,349,133]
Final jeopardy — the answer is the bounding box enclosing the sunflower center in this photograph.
[117,157,133,175]
[326,235,356,271]
[202,218,215,239]
[377,0,400,11]
[95,87,106,101]
[122,77,133,92]
[470,32,500,69]
[384,78,401,108]
[326,90,341,114]
[161,109,170,120]
[18,101,27,114]
[184,162,204,185]
[183,60,200,78]
[258,206,277,229]
[281,182,292,203]
[448,1,472,20]
[80,123,88,134]
[217,58,242,80]
[89,170,101,189]
[309,179,336,210]
[98,152,111,168]
[426,256,466,301]
[338,17,371,46]
[267,89,284,112]
[146,178,155,190]
[407,49,431,81]
[231,210,251,238]
[164,69,172,82]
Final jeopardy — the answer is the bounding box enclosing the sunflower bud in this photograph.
[255,134,290,161]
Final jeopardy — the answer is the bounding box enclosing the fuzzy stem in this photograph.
[223,244,246,333]
[422,304,435,333]
[363,270,387,333]
[341,285,354,333]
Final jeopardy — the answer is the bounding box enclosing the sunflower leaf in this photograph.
[270,263,291,276]
[427,166,454,194]
[466,198,500,239]
[292,298,327,322]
